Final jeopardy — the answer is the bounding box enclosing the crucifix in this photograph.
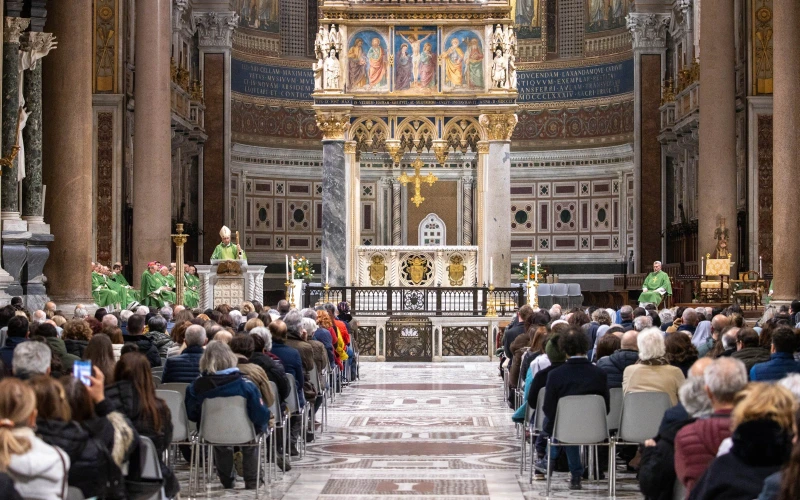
[397,156,437,207]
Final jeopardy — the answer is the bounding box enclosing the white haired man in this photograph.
[639,261,672,308]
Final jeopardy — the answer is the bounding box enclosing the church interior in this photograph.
[0,0,797,499]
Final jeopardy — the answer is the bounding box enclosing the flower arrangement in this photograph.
[292,256,314,281]
[515,259,547,282]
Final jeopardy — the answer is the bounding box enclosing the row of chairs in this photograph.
[522,388,671,497]
[535,283,583,309]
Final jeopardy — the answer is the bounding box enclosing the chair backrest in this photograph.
[152,375,161,386]
[158,382,189,398]
[567,283,581,295]
[308,366,321,393]
[199,396,257,445]
[673,477,686,500]
[156,389,189,442]
[618,391,672,443]
[706,258,730,277]
[551,283,568,296]
[285,373,302,413]
[606,387,623,431]
[267,381,282,422]
[537,284,551,296]
[66,486,85,500]
[533,387,546,432]
[137,436,164,479]
[552,395,609,444]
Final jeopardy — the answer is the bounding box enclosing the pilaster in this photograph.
[317,111,350,286]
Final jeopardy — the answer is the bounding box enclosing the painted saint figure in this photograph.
[395,43,413,90]
[444,38,465,87]
[398,32,433,84]
[366,37,387,89]
[347,38,367,89]
[418,42,437,89]
[464,37,484,89]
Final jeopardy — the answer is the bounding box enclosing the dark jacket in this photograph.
[250,352,291,403]
[677,324,697,336]
[597,349,639,389]
[0,471,23,500]
[671,356,698,378]
[519,349,541,385]
[271,341,306,406]
[312,327,335,367]
[122,334,162,367]
[145,331,174,358]
[659,403,690,436]
[619,320,633,331]
[750,352,800,381]
[45,337,79,372]
[161,344,204,383]
[526,361,564,410]
[106,380,178,497]
[64,339,89,359]
[185,370,270,434]
[508,333,531,389]
[542,357,610,434]
[689,419,792,500]
[732,347,772,376]
[638,417,694,500]
[584,322,601,359]
[674,410,733,493]
[0,336,27,375]
[758,471,782,500]
[502,316,525,359]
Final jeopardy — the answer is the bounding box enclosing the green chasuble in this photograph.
[183,272,199,308]
[639,270,672,306]
[211,242,247,261]
[140,271,164,308]
[155,273,177,305]
[108,273,140,308]
[91,272,120,308]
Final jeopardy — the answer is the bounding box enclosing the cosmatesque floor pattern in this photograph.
[178,362,644,499]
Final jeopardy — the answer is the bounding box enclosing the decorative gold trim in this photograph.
[479,113,518,141]
[476,142,490,154]
[316,112,351,140]
[344,141,357,154]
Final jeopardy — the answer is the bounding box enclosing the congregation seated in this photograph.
[161,324,206,383]
[146,315,175,358]
[63,319,92,359]
[623,328,686,405]
[597,330,638,388]
[750,326,800,381]
[122,313,161,368]
[249,327,291,404]
[731,327,771,374]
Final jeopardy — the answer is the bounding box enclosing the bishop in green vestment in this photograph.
[211,225,247,261]
[91,265,120,308]
[155,267,177,305]
[639,261,672,307]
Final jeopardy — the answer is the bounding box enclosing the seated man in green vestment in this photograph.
[141,262,166,308]
[183,264,200,308]
[639,260,672,308]
[211,225,247,261]
[91,263,120,309]
[108,262,140,308]
[155,266,177,305]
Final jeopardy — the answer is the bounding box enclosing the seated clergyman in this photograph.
[639,261,672,307]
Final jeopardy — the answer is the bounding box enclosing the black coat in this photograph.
[543,357,610,434]
[64,339,89,359]
[0,472,23,500]
[597,349,639,389]
[638,417,694,500]
[122,334,162,367]
[526,361,565,409]
[251,352,291,403]
[689,419,792,500]
[502,316,524,359]
[161,345,203,383]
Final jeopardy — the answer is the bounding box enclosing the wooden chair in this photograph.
[733,270,762,310]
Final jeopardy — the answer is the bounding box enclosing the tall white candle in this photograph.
[326,257,329,284]
[701,256,704,275]
[759,256,763,277]
[285,255,289,281]
[535,254,538,279]
[527,257,530,283]
[291,257,295,280]
[489,257,493,284]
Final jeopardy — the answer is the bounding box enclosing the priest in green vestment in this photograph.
[211,225,247,261]
[155,267,177,305]
[183,264,200,308]
[639,261,672,307]
[91,264,120,308]
[108,262,140,308]
[141,262,166,308]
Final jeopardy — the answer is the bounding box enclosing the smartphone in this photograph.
[73,360,92,387]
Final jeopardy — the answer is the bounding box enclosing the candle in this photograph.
[285,255,289,281]
[535,254,538,280]
[489,257,493,284]
[527,257,530,283]
[291,257,295,280]
[759,256,763,277]
[701,256,704,275]
[326,257,329,284]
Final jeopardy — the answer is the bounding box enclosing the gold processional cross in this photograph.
[398,156,438,207]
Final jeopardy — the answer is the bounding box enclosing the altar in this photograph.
[356,245,479,287]
[195,260,266,309]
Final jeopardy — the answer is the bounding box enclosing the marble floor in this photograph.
[177,362,644,499]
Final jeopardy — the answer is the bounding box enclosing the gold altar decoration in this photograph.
[316,112,351,140]
[479,113,518,141]
[432,139,449,166]
[285,279,296,308]
[447,255,465,286]
[485,284,498,317]
[713,217,731,259]
[171,224,189,306]
[406,255,429,285]
[397,156,438,207]
[385,139,403,165]
[368,254,387,285]
[216,260,243,276]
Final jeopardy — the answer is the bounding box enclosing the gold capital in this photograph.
[344,141,357,155]
[316,112,350,140]
[479,113,518,141]
[476,142,490,154]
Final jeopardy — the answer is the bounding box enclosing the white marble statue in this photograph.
[315,26,326,59]
[503,25,517,54]
[491,49,506,89]
[508,53,517,90]
[324,48,340,89]
[313,57,324,91]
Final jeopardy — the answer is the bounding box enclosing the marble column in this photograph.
[698,0,737,266]
[391,179,401,246]
[21,32,55,232]
[627,12,670,272]
[41,0,93,302]
[1,17,28,224]
[462,175,473,246]
[345,141,359,284]
[317,112,350,286]
[478,113,517,286]
[771,0,800,301]
[132,0,172,285]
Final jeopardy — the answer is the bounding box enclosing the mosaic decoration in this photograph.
[442,29,485,92]
[231,98,321,146]
[587,0,630,34]
[356,325,377,356]
[233,0,279,33]
[394,26,438,93]
[95,112,114,264]
[94,0,118,93]
[347,30,390,92]
[513,100,634,142]
[752,0,773,94]
[513,0,542,39]
[758,115,773,273]
[441,326,489,356]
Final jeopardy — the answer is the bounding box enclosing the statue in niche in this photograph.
[324,48,340,90]
[508,53,517,90]
[491,49,507,88]
[313,56,324,91]
[713,217,731,259]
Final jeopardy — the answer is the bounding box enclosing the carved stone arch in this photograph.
[349,116,389,160]
[443,116,484,154]
[396,117,437,154]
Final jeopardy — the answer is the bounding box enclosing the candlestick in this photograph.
[485,284,497,317]
[291,257,295,280]
[701,256,704,275]
[285,255,289,281]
